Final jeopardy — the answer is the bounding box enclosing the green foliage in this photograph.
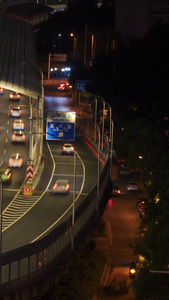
[133,273,169,300]
[41,243,106,300]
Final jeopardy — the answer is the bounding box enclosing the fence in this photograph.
[0,132,111,299]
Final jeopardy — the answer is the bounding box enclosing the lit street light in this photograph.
[70,33,76,60]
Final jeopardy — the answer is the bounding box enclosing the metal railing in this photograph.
[0,136,111,299]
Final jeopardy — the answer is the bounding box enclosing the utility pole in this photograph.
[84,22,87,68]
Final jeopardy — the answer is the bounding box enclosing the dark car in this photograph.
[0,168,12,183]
[112,185,121,196]
[52,179,70,194]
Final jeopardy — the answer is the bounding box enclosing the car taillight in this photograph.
[17,94,20,98]
[10,94,13,98]
[22,135,25,140]
[118,190,121,194]
[19,110,21,114]
[53,183,58,190]
[65,184,70,191]
[11,109,13,113]
[12,134,16,138]
[9,159,13,164]
[19,159,22,163]
[71,147,74,151]
[63,146,66,150]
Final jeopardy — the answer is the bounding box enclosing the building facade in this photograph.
[115,0,169,41]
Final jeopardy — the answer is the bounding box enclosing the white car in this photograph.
[127,181,139,191]
[10,105,22,117]
[8,153,23,168]
[52,179,70,194]
[62,143,74,155]
[13,119,24,131]
[9,91,20,100]
[12,131,26,143]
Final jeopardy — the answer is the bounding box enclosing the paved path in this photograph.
[92,165,137,300]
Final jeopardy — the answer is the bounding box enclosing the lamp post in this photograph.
[71,150,77,251]
[70,33,76,60]
[89,119,100,216]
[94,96,108,150]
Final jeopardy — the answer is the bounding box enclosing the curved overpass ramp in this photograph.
[0,2,112,299]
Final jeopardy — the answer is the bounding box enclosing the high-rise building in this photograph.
[115,0,169,41]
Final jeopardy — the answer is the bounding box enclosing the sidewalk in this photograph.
[93,230,135,300]
[92,164,135,300]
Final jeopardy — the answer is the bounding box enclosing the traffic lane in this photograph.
[0,91,30,186]
[3,140,99,250]
[2,192,87,251]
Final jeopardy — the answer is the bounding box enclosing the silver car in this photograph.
[52,179,70,194]
[13,119,24,131]
[12,131,26,143]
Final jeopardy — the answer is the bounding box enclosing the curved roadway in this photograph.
[0,89,101,253]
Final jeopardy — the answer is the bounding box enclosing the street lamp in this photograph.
[94,96,112,150]
[89,119,100,216]
[70,33,76,60]
[71,150,77,251]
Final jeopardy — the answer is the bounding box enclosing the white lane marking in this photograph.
[53,174,83,178]
[31,143,86,243]
[4,149,6,155]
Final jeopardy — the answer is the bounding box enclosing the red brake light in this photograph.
[12,134,16,138]
[17,94,20,98]
[21,135,25,140]
[9,158,13,164]
[10,94,13,98]
[118,190,121,194]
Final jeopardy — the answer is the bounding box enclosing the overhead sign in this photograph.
[75,80,91,91]
[46,111,76,141]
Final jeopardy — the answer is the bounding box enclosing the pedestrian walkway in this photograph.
[92,164,136,300]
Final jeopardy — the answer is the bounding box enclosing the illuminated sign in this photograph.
[46,111,76,141]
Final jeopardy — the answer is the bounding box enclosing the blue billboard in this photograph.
[46,111,76,141]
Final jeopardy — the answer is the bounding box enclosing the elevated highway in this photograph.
[0,2,112,299]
